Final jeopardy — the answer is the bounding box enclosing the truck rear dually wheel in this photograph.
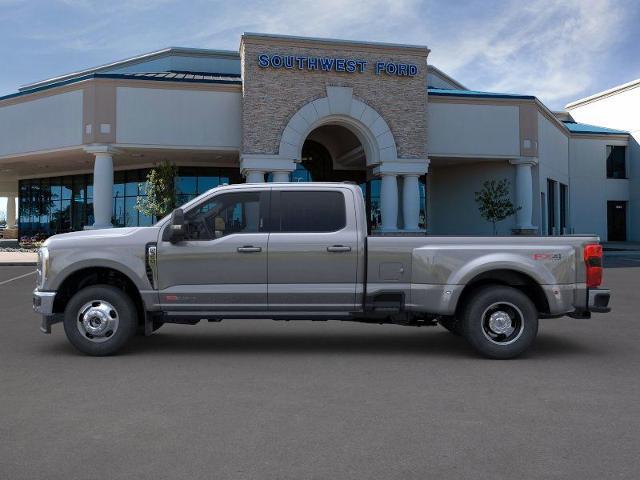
[461,285,538,359]
[63,285,137,356]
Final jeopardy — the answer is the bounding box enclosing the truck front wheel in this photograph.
[63,285,137,356]
[461,285,538,359]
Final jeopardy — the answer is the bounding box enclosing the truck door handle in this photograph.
[237,246,262,253]
[327,245,351,253]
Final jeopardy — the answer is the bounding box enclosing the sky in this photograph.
[0,0,639,215]
[0,0,639,110]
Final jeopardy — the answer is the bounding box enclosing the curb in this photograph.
[0,262,37,267]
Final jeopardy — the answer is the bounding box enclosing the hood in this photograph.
[43,226,160,250]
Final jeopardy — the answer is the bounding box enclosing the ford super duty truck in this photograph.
[33,182,610,358]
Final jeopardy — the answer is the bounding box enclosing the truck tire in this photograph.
[63,285,137,356]
[439,317,462,336]
[461,285,538,359]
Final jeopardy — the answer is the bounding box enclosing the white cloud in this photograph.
[185,0,426,46]
[427,0,628,107]
[3,0,634,109]
[180,0,630,107]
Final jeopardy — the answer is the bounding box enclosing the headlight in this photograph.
[37,247,50,289]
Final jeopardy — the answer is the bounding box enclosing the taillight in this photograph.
[584,243,603,288]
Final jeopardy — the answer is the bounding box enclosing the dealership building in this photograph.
[0,33,637,241]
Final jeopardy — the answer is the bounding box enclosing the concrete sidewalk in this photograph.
[0,251,38,266]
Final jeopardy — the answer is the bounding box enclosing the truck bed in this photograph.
[366,235,599,316]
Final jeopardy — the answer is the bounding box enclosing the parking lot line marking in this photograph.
[0,271,36,286]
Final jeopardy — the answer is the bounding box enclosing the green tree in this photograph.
[136,161,178,219]
[474,179,520,235]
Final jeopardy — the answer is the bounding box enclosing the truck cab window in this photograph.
[185,191,262,240]
[279,191,346,232]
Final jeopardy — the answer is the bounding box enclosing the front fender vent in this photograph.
[145,242,158,289]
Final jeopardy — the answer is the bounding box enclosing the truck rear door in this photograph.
[267,187,358,312]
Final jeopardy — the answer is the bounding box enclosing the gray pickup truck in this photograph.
[33,182,610,358]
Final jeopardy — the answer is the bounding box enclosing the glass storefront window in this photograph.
[125,175,139,197]
[62,177,73,200]
[418,179,427,231]
[50,178,61,202]
[87,175,94,199]
[113,197,125,228]
[176,176,197,195]
[15,165,419,237]
[198,176,220,193]
[125,197,138,227]
[60,199,72,231]
[291,163,312,182]
[113,171,125,201]
[18,166,241,238]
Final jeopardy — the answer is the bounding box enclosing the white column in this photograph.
[402,175,420,231]
[510,158,537,232]
[243,170,264,231]
[271,171,290,182]
[85,147,116,229]
[241,154,295,184]
[380,174,398,231]
[245,170,265,183]
[6,195,16,229]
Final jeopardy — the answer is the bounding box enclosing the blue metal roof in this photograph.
[427,87,535,100]
[428,88,629,136]
[0,71,242,102]
[562,121,628,135]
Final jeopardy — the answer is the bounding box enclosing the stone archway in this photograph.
[278,86,398,167]
[240,85,429,232]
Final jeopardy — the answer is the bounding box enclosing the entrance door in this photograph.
[156,189,269,311]
[267,188,359,312]
[607,201,627,241]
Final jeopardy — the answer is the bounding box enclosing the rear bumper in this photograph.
[568,288,611,318]
[588,288,611,313]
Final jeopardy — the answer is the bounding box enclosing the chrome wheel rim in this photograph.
[481,302,524,345]
[76,300,119,343]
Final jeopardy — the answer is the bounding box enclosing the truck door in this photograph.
[156,189,269,311]
[267,188,358,312]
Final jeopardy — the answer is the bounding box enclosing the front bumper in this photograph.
[33,290,61,334]
[33,290,55,315]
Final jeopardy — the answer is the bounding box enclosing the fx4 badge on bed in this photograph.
[533,253,562,261]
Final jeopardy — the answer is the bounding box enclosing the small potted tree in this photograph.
[474,179,519,235]
[136,161,178,220]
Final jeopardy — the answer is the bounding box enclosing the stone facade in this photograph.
[240,34,429,161]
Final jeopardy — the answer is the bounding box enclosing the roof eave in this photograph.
[2,72,242,104]
[427,65,467,90]
[19,46,240,93]
[565,78,640,109]
[241,32,430,56]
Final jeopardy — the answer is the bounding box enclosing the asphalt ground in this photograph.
[0,256,639,479]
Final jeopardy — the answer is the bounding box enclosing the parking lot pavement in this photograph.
[1,264,639,480]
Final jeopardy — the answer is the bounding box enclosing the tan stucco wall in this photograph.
[240,35,429,160]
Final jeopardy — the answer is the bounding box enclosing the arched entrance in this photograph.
[300,125,366,182]
[294,123,385,230]
[241,86,429,232]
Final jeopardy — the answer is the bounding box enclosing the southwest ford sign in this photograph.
[257,54,418,77]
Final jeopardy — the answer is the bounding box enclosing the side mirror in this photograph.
[162,208,186,243]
